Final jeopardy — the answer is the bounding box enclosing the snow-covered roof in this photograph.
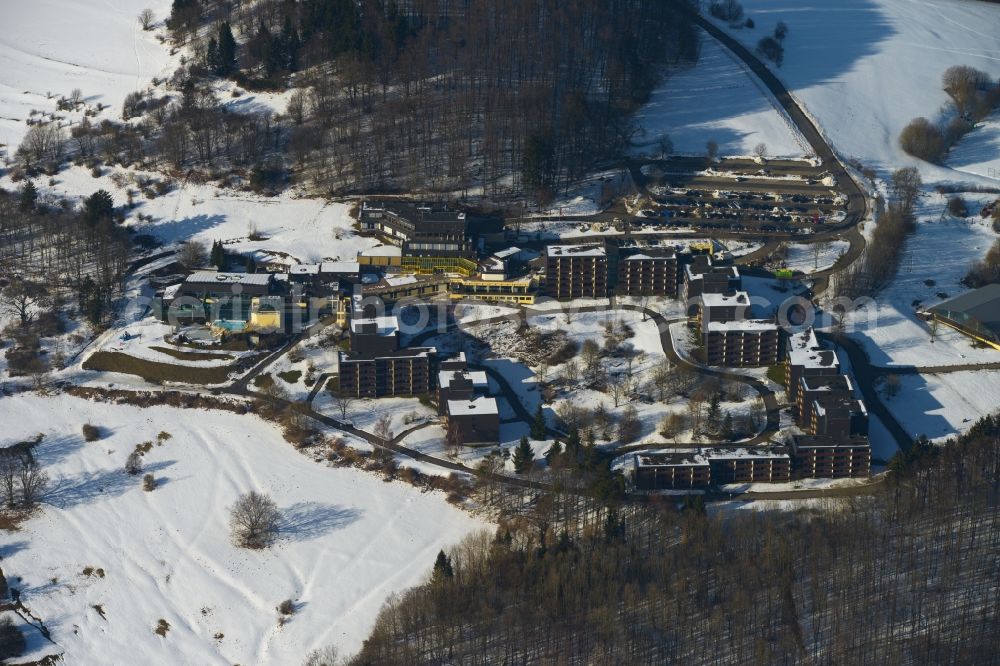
[350,316,399,337]
[493,247,521,259]
[162,284,181,300]
[438,370,488,389]
[547,244,606,258]
[706,319,778,332]
[635,450,709,467]
[481,257,506,272]
[185,271,271,286]
[359,245,402,257]
[447,396,499,417]
[704,447,790,460]
[800,374,852,392]
[786,328,839,370]
[701,290,750,308]
[384,275,418,287]
[290,264,320,275]
[320,261,361,274]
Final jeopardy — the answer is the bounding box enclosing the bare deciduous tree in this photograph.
[372,414,393,442]
[328,386,356,421]
[178,240,208,268]
[229,491,281,549]
[1,279,49,326]
[138,8,155,30]
[16,123,66,168]
[18,460,49,507]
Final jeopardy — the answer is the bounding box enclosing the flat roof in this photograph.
[359,245,402,257]
[493,247,521,259]
[706,319,778,332]
[320,261,361,274]
[635,450,709,467]
[339,346,436,362]
[547,244,606,258]
[439,370,488,389]
[791,434,870,450]
[701,290,750,307]
[800,374,852,392]
[787,328,839,369]
[290,264,320,275]
[447,396,499,416]
[185,271,272,286]
[350,315,399,337]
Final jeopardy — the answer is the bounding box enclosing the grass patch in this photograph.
[766,364,786,387]
[149,346,234,362]
[277,369,302,384]
[83,351,233,385]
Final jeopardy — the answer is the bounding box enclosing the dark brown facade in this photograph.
[708,451,792,484]
[704,325,781,367]
[545,245,609,299]
[337,349,434,398]
[616,248,678,297]
[791,435,871,478]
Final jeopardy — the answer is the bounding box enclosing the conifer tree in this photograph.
[431,549,453,583]
[530,403,547,440]
[544,439,562,464]
[216,22,237,75]
[19,181,37,211]
[512,436,534,474]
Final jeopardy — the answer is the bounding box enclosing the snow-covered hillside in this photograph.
[712,0,1000,183]
[633,27,808,158]
[0,0,176,150]
[2,394,486,664]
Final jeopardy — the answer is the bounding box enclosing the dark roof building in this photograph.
[359,200,473,258]
[928,284,1000,350]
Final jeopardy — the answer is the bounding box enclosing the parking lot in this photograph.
[632,157,848,234]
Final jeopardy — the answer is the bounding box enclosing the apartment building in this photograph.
[545,244,609,299]
[790,435,872,478]
[615,246,678,297]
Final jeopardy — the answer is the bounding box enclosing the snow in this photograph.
[714,0,1000,184]
[632,27,808,158]
[10,165,375,266]
[880,370,1000,442]
[0,0,177,150]
[781,239,849,273]
[2,393,485,664]
[841,196,999,368]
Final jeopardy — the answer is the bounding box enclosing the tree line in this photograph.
[153,0,700,201]
[346,414,1000,665]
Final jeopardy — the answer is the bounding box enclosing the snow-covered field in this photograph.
[17,165,374,265]
[0,0,176,150]
[842,195,999,368]
[632,27,808,158]
[880,370,1000,442]
[715,0,1000,184]
[781,239,849,273]
[2,393,486,664]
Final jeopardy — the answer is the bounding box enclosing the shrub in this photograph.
[83,423,101,442]
[899,117,946,162]
[154,619,170,636]
[0,616,26,661]
[709,0,744,22]
[277,599,295,615]
[947,196,967,217]
[757,36,784,65]
[125,451,144,476]
[143,473,156,491]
